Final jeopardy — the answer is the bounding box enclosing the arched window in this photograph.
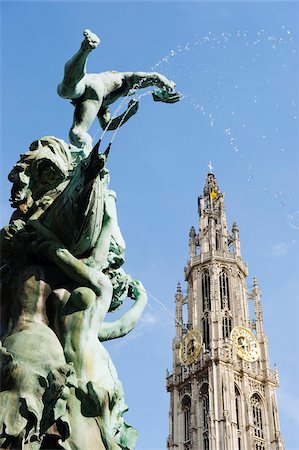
[255,444,265,450]
[215,230,221,251]
[251,394,264,439]
[202,270,211,311]
[201,384,209,450]
[182,395,191,443]
[202,314,210,349]
[235,385,241,430]
[219,270,230,309]
[235,386,242,450]
[222,314,232,339]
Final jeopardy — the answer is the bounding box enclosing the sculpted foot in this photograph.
[82,29,100,50]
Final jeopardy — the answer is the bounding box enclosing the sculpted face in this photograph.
[8,162,31,211]
[8,137,71,214]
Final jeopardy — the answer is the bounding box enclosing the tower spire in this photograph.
[175,282,183,339]
[198,171,230,256]
[167,171,284,450]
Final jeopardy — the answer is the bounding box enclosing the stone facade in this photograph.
[166,172,284,450]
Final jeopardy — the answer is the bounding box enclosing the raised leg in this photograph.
[57,29,100,100]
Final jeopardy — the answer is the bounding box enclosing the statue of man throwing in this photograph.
[58,29,181,150]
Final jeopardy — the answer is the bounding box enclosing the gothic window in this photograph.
[235,386,241,430]
[202,314,210,349]
[182,395,191,443]
[255,444,265,450]
[219,270,230,309]
[272,399,278,432]
[202,270,211,311]
[201,384,209,450]
[251,394,264,439]
[203,436,209,450]
[222,314,232,339]
[215,230,220,250]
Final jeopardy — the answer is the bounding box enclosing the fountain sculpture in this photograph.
[0,29,180,449]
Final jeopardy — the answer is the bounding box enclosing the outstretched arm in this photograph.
[123,72,181,104]
[98,280,148,341]
[123,71,176,92]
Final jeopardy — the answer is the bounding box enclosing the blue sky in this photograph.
[1,1,299,448]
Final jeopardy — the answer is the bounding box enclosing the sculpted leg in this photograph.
[70,98,101,148]
[57,29,100,100]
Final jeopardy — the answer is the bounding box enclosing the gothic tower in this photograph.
[166,171,284,450]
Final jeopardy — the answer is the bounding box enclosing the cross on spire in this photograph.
[208,161,213,173]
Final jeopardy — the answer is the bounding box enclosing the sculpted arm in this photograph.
[123,72,181,103]
[98,101,139,131]
[98,281,148,341]
[123,71,176,91]
[28,196,113,294]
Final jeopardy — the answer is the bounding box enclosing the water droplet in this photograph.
[287,211,299,230]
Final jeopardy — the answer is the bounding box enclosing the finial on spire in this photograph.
[232,222,239,231]
[189,226,196,238]
[176,281,182,293]
[208,161,213,173]
[253,276,258,288]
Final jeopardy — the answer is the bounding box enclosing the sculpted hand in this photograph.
[152,89,182,103]
[128,280,145,301]
[150,73,181,103]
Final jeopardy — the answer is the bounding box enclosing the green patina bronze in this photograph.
[0,29,180,450]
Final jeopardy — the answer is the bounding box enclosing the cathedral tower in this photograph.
[166,171,284,450]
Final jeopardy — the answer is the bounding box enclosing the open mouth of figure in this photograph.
[10,187,33,213]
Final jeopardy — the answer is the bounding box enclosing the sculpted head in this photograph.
[9,136,72,214]
[108,268,132,312]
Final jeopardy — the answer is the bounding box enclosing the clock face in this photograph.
[179,329,203,365]
[230,326,260,362]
